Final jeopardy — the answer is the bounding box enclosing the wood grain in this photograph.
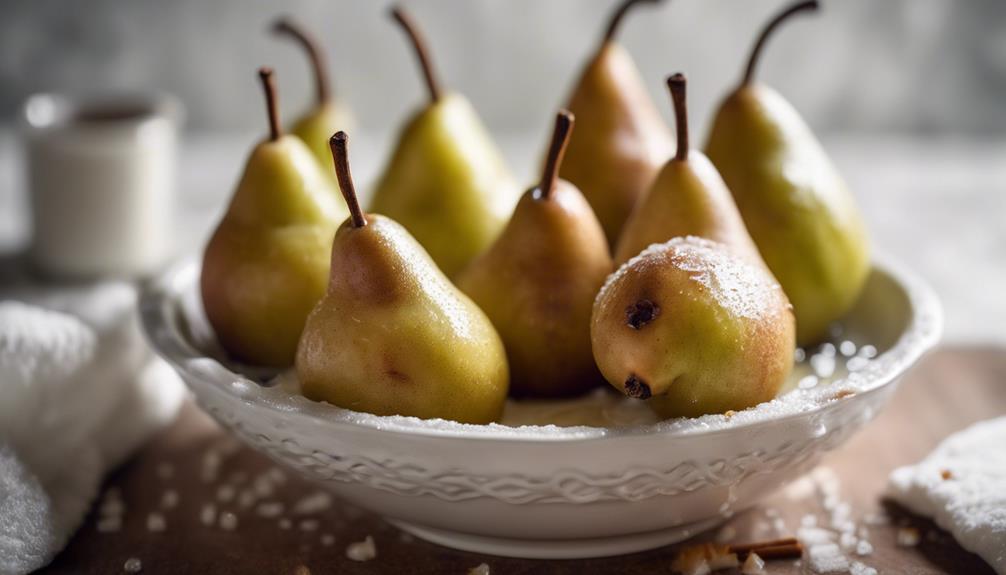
[40,347,1006,574]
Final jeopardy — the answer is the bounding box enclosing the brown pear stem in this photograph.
[603,0,665,44]
[539,110,575,199]
[258,67,282,141]
[329,132,367,228]
[272,18,331,106]
[741,0,819,86]
[390,6,443,104]
[667,73,688,161]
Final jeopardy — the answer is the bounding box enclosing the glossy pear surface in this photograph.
[706,84,870,344]
[592,236,795,418]
[201,136,345,367]
[457,182,611,397]
[614,151,763,266]
[561,43,672,245]
[291,101,355,179]
[296,215,509,424]
[369,93,520,277]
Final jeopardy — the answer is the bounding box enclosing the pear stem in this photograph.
[667,73,688,162]
[390,6,443,104]
[603,0,665,45]
[539,110,575,200]
[272,18,331,106]
[329,132,367,228]
[258,67,282,142]
[741,0,818,86]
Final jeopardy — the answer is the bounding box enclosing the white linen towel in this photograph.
[0,282,185,575]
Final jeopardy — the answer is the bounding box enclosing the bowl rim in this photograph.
[141,255,942,444]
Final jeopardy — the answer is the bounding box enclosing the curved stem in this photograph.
[329,132,367,228]
[603,0,665,45]
[272,17,331,106]
[667,73,688,161]
[258,67,282,141]
[742,0,819,86]
[539,110,575,200]
[390,6,442,104]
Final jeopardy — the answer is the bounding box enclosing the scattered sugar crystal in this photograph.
[200,503,217,526]
[146,513,166,533]
[798,526,836,546]
[100,497,126,517]
[201,449,221,482]
[858,345,877,358]
[839,341,857,357]
[863,512,888,526]
[806,543,850,573]
[299,519,320,532]
[820,343,836,357]
[811,353,836,378]
[253,475,274,498]
[839,531,857,550]
[345,536,377,562]
[160,489,179,509]
[897,527,920,547]
[123,557,142,573]
[846,357,870,372]
[97,516,122,533]
[256,502,284,518]
[772,517,787,534]
[155,462,174,480]
[801,514,818,527]
[238,489,257,509]
[321,533,335,546]
[784,477,816,501]
[794,348,806,362]
[468,563,491,575]
[219,512,239,530]
[216,485,236,503]
[798,376,819,390]
[850,561,878,575]
[267,467,287,484]
[279,518,292,530]
[294,491,333,515]
[740,552,766,575]
[715,525,737,543]
[856,540,873,556]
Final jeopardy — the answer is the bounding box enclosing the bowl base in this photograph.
[388,516,725,559]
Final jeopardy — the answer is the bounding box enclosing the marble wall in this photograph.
[1,0,1004,136]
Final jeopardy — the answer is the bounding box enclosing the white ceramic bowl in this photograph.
[140,258,941,559]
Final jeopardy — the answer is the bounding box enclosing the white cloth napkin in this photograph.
[887,417,1006,575]
[0,282,186,575]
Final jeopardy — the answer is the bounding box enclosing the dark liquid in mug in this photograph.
[73,103,153,124]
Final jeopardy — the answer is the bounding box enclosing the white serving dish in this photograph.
[140,258,941,559]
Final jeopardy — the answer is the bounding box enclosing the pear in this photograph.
[369,6,520,278]
[458,111,611,397]
[591,236,795,418]
[560,0,674,246]
[201,68,346,367]
[296,132,509,424]
[704,0,869,345]
[615,74,763,267]
[271,17,355,175]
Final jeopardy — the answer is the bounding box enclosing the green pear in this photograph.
[560,0,673,246]
[297,132,509,424]
[615,74,764,267]
[201,68,346,367]
[705,0,869,345]
[271,17,355,175]
[458,111,611,397]
[592,236,795,418]
[369,6,520,278]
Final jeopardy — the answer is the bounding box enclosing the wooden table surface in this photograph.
[40,347,1006,575]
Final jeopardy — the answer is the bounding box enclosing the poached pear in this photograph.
[704,0,869,345]
[560,0,674,246]
[272,17,355,175]
[615,73,763,267]
[296,132,509,424]
[201,68,345,367]
[458,111,612,397]
[369,6,520,278]
[592,236,795,418]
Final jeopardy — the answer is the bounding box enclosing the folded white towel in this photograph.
[887,417,1006,575]
[0,283,185,575]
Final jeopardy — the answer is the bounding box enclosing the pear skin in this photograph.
[592,236,795,418]
[458,112,611,397]
[560,0,673,246]
[615,74,763,267]
[369,7,520,277]
[297,132,509,424]
[705,1,869,345]
[201,69,345,367]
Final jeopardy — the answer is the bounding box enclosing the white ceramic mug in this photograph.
[22,93,182,279]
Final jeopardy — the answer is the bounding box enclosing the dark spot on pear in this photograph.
[624,374,651,399]
[625,299,659,330]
